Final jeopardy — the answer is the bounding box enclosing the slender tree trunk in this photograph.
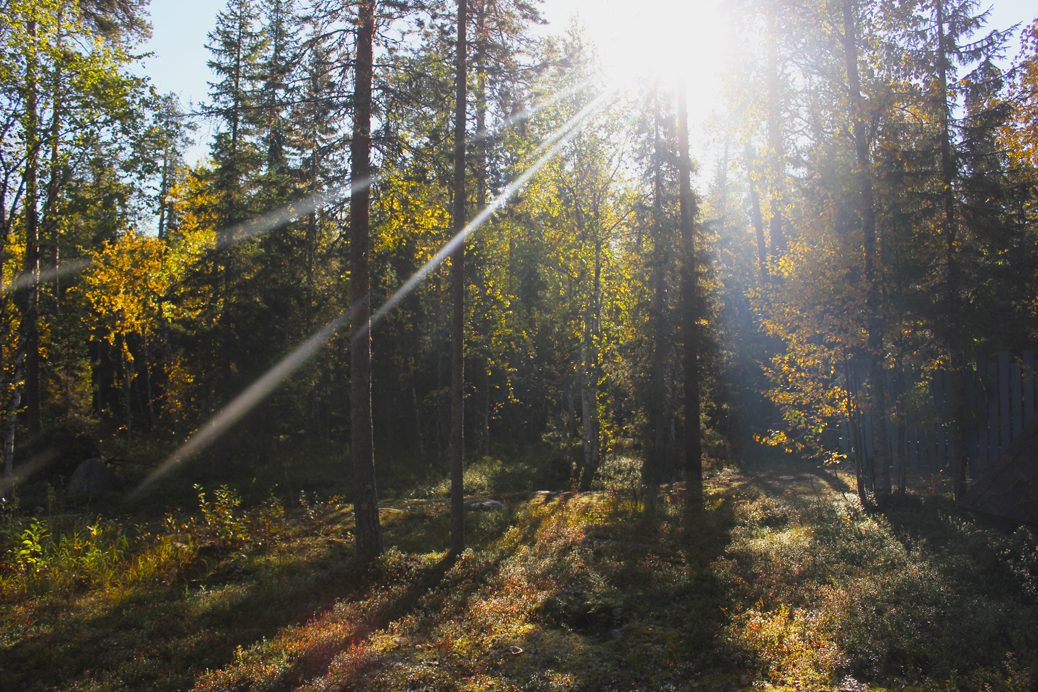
[412,386,426,464]
[580,338,599,484]
[144,332,155,430]
[935,0,967,499]
[44,12,64,312]
[842,0,890,497]
[677,77,702,507]
[449,0,468,556]
[745,145,769,282]
[844,352,867,499]
[350,0,382,563]
[766,19,786,257]
[122,340,132,436]
[474,2,490,457]
[158,144,170,241]
[22,15,41,436]
[2,339,26,491]
[648,95,668,484]
[896,359,907,493]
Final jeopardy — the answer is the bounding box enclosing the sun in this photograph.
[558,0,728,89]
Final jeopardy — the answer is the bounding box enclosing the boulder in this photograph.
[463,498,505,511]
[66,458,118,497]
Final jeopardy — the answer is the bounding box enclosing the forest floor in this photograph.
[1,448,1037,691]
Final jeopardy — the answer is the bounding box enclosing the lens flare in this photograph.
[203,77,601,251]
[2,259,92,296]
[132,86,618,495]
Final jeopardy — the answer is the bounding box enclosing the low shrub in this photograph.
[715,491,1038,690]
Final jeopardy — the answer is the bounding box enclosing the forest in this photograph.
[1,0,1038,689]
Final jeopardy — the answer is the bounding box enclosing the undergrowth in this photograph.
[1,453,1037,691]
[714,489,1038,691]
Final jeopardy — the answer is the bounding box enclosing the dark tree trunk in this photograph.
[936,1,967,499]
[677,77,702,507]
[647,93,669,485]
[22,16,41,436]
[2,339,26,489]
[450,0,468,556]
[842,0,890,498]
[474,1,490,457]
[349,0,382,563]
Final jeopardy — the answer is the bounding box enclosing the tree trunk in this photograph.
[22,15,41,436]
[647,95,668,485]
[413,386,426,463]
[745,146,769,282]
[677,76,702,507]
[449,0,468,557]
[474,1,490,458]
[935,0,967,499]
[580,338,599,486]
[842,0,890,498]
[349,0,382,563]
[765,17,786,257]
[2,339,26,492]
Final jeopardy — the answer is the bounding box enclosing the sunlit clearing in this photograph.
[133,86,617,495]
[587,0,726,90]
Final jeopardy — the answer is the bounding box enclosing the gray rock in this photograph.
[67,458,118,496]
[464,498,506,511]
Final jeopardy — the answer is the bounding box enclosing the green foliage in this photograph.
[715,490,1038,690]
[0,510,189,600]
[194,483,248,549]
[1,453,1036,692]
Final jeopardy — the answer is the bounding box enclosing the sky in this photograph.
[136,0,1038,169]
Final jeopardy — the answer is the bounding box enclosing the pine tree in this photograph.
[914,0,1013,498]
[203,0,266,403]
[350,0,383,563]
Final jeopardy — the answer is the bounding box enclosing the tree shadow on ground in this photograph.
[493,493,740,690]
[0,538,366,692]
[712,452,854,501]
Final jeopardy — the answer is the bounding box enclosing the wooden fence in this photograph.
[838,350,1037,486]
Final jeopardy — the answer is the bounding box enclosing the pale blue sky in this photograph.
[136,0,1038,165]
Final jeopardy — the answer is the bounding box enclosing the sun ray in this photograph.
[2,259,92,296]
[132,85,618,495]
[205,76,602,251]
[0,78,600,304]
[363,86,620,339]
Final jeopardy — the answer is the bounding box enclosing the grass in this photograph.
[0,448,1036,691]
